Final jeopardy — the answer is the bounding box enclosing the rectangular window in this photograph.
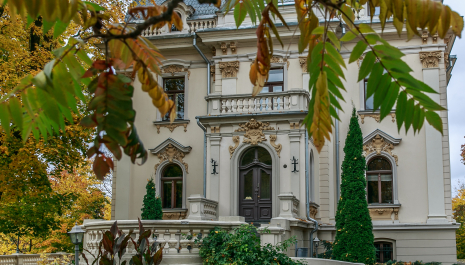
[364,79,375,110]
[163,77,185,120]
[261,68,284,93]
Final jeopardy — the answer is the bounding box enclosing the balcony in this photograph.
[205,90,310,116]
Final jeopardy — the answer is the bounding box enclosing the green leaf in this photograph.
[412,104,421,133]
[404,98,415,132]
[312,26,324,35]
[9,97,23,131]
[324,55,345,80]
[366,63,383,99]
[0,103,10,135]
[327,81,345,100]
[359,24,376,33]
[380,82,399,120]
[373,74,391,111]
[325,43,346,68]
[349,40,367,64]
[340,31,357,42]
[396,91,407,131]
[425,110,443,134]
[324,67,344,89]
[234,2,247,28]
[76,49,93,67]
[358,51,375,82]
[53,19,69,38]
[327,31,341,50]
[244,0,256,24]
[373,44,404,60]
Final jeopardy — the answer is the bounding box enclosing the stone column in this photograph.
[420,51,447,223]
[209,135,222,201]
[219,61,239,95]
[289,132,301,198]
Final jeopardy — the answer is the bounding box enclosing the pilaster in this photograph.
[289,132,301,198]
[420,52,447,223]
[209,135,222,201]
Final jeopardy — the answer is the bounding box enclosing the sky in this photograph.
[444,0,465,194]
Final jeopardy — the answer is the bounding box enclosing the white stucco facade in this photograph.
[112,2,460,263]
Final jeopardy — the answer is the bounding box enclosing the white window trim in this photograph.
[365,152,399,205]
[155,160,187,209]
[157,72,189,121]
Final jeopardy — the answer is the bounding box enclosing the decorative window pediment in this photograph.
[150,138,192,173]
[363,129,401,165]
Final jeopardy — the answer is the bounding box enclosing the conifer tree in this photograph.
[141,178,163,220]
[332,109,375,264]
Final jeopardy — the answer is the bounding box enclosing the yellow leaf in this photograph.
[438,5,451,39]
[451,10,464,38]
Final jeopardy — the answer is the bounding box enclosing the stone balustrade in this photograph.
[82,217,246,265]
[129,18,217,38]
[0,253,72,265]
[187,19,217,32]
[206,90,310,115]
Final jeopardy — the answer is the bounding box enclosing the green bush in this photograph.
[141,178,163,220]
[317,240,334,259]
[197,224,302,265]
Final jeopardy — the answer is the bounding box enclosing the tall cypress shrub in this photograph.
[332,109,375,264]
[141,178,163,220]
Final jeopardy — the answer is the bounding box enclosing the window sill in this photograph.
[153,120,190,125]
[368,204,401,208]
[153,120,190,134]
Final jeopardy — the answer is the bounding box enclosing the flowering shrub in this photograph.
[197,224,301,265]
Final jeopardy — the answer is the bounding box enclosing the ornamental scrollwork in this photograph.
[419,51,442,68]
[235,118,275,145]
[363,134,398,166]
[154,143,189,173]
[219,61,240,78]
[229,136,240,159]
[269,135,282,157]
[161,65,190,79]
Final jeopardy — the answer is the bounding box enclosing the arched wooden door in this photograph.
[239,147,272,222]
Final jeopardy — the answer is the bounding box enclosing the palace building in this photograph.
[111,0,459,263]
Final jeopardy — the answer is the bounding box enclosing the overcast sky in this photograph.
[444,0,465,194]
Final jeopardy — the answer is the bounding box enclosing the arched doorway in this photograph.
[239,147,272,222]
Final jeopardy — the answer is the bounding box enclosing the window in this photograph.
[369,6,381,16]
[170,12,182,32]
[163,77,185,120]
[261,68,284,93]
[364,78,375,110]
[367,157,393,204]
[161,164,183,209]
[375,242,393,263]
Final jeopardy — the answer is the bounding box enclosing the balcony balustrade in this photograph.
[205,90,310,116]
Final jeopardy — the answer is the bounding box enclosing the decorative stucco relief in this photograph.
[419,51,442,68]
[269,135,282,157]
[235,118,275,145]
[219,61,240,78]
[156,123,188,134]
[229,136,240,159]
[161,65,190,79]
[422,31,429,44]
[299,57,307,72]
[369,207,399,221]
[220,42,227,54]
[230,42,237,54]
[154,143,189,173]
[363,134,399,166]
[359,113,395,124]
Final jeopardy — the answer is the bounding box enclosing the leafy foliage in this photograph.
[317,240,333,259]
[82,219,163,265]
[197,225,301,265]
[453,182,465,259]
[141,178,163,220]
[333,109,375,264]
[0,0,463,179]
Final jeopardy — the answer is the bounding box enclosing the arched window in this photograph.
[374,242,393,263]
[161,164,183,209]
[241,147,272,166]
[367,157,393,204]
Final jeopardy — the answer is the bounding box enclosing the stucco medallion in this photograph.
[235,118,275,145]
[161,65,190,79]
[299,57,307,72]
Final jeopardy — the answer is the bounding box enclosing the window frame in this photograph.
[262,68,284,93]
[366,157,394,204]
[363,78,376,111]
[374,241,393,263]
[162,76,186,121]
[161,164,184,209]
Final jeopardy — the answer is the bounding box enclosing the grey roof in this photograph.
[126,0,226,22]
